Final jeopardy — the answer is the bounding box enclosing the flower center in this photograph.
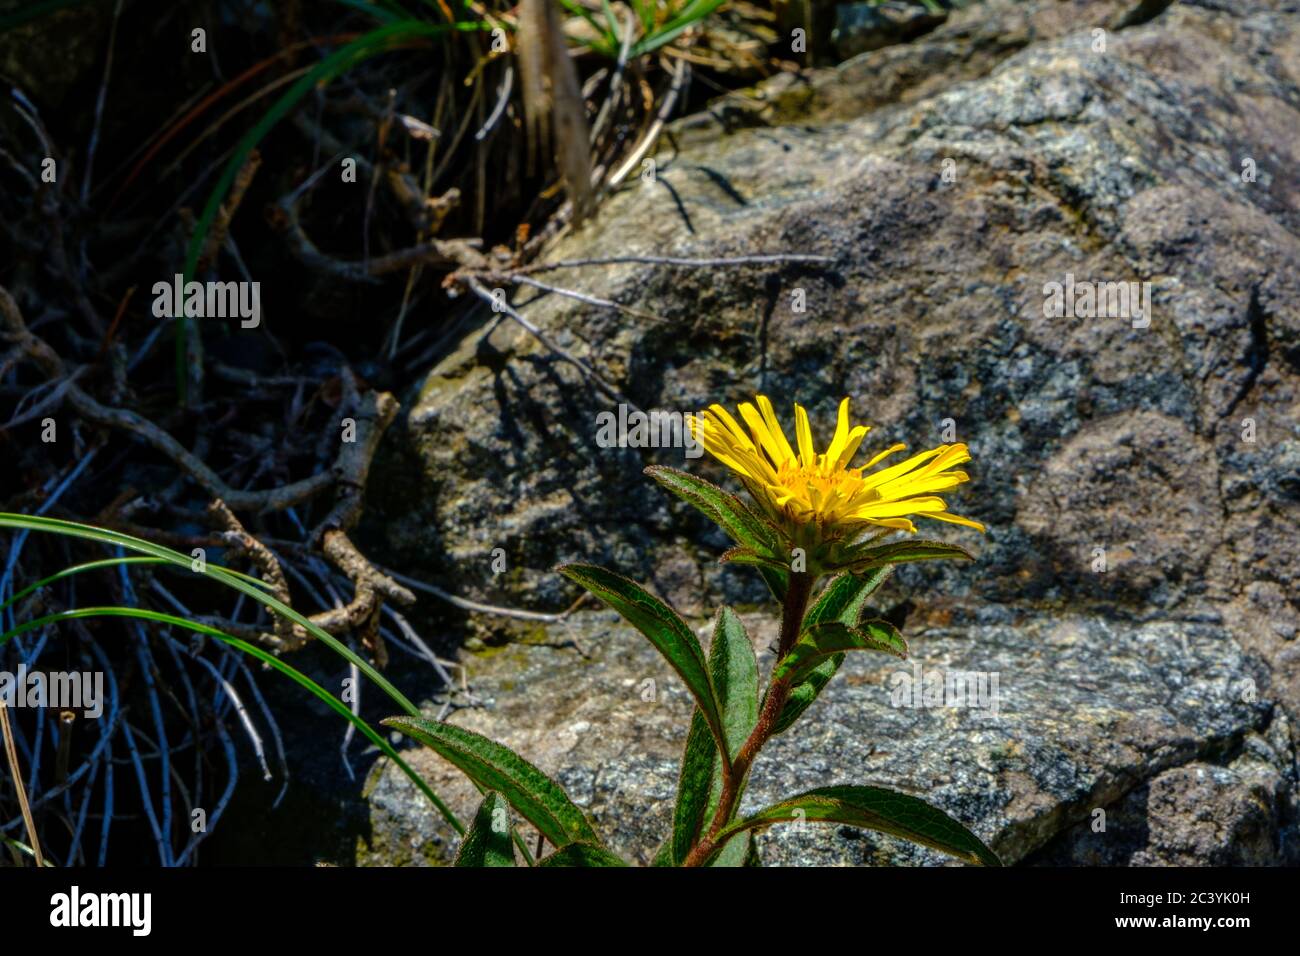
[774,460,876,512]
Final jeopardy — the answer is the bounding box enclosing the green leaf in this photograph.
[644,466,788,599]
[644,466,780,552]
[454,792,515,867]
[712,832,751,867]
[804,566,893,628]
[844,539,975,573]
[771,566,895,736]
[715,785,1001,866]
[671,712,714,866]
[719,546,791,574]
[771,655,843,737]
[773,619,907,685]
[557,563,727,756]
[670,607,758,865]
[382,717,597,849]
[709,608,760,764]
[538,843,628,867]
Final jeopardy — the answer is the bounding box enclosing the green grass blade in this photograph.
[0,513,418,718]
[0,556,163,614]
[1,605,463,835]
[0,555,273,615]
[633,0,724,55]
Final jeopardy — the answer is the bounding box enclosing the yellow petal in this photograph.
[794,403,815,467]
[875,470,969,500]
[756,394,797,465]
[834,425,870,470]
[921,510,987,532]
[851,495,950,519]
[860,447,946,489]
[860,442,907,471]
[825,398,852,465]
[708,404,753,450]
[739,402,788,468]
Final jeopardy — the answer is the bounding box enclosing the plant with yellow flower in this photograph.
[385,396,998,867]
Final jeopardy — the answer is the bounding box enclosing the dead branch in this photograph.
[206,499,301,653]
[2,283,355,515]
[465,277,642,413]
[196,149,262,274]
[270,185,481,282]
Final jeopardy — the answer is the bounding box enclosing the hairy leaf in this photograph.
[670,607,758,864]
[383,717,597,848]
[644,465,779,553]
[771,654,843,737]
[773,619,907,685]
[719,546,791,574]
[845,539,975,573]
[773,567,895,735]
[455,792,515,867]
[715,785,1000,866]
[538,843,628,867]
[804,566,894,628]
[557,563,726,754]
[644,466,788,599]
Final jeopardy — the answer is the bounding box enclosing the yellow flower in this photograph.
[689,395,985,540]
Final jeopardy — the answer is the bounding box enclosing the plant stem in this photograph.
[682,571,813,867]
[0,700,44,868]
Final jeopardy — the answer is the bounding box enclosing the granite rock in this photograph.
[362,0,1300,865]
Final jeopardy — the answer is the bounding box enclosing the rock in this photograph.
[0,1,109,111]
[363,0,1300,864]
[362,606,1288,866]
[1030,717,1298,865]
[832,2,948,60]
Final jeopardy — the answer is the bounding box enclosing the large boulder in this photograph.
[362,0,1300,865]
[360,605,1287,865]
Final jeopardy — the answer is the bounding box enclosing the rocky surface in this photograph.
[832,2,949,60]
[363,0,1300,865]
[361,605,1289,865]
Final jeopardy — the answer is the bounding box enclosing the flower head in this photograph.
[689,396,985,544]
